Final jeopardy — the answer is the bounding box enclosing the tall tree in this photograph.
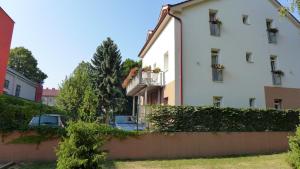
[56,61,98,121]
[9,47,47,83]
[120,58,142,115]
[91,37,126,123]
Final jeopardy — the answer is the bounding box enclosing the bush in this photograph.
[56,121,139,169]
[0,94,65,133]
[147,106,300,132]
[288,126,300,169]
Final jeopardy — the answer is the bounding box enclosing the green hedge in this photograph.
[0,94,65,133]
[147,106,300,132]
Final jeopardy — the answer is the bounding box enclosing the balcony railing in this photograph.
[126,70,165,96]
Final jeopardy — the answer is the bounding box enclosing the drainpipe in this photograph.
[167,7,183,105]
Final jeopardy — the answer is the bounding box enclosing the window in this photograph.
[274,99,282,110]
[209,10,221,36]
[164,52,169,71]
[242,15,249,25]
[211,49,223,82]
[153,63,157,69]
[163,97,168,105]
[266,19,278,44]
[270,56,282,85]
[4,80,9,89]
[249,98,256,108]
[15,85,21,97]
[213,96,223,108]
[246,52,253,63]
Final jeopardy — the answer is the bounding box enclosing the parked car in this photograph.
[114,115,145,131]
[29,114,67,128]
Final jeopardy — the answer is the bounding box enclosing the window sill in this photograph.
[213,81,224,83]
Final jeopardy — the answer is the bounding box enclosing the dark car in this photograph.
[29,114,67,128]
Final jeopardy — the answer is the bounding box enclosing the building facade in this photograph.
[123,0,300,117]
[4,68,39,101]
[0,7,14,94]
[42,88,59,106]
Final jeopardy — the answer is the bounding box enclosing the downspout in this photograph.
[167,7,183,105]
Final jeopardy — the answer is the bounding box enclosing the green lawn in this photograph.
[14,153,292,169]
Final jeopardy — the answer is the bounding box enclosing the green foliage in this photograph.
[120,58,142,81]
[91,37,126,123]
[56,61,98,121]
[0,94,65,133]
[279,0,300,15]
[288,126,300,169]
[56,121,138,169]
[148,106,300,132]
[9,47,47,83]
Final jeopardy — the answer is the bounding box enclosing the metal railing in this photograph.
[126,70,165,95]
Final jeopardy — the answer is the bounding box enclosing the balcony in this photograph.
[126,70,165,96]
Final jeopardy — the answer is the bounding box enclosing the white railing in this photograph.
[126,71,165,95]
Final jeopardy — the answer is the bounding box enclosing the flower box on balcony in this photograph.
[152,68,161,73]
[142,66,151,72]
[267,28,279,33]
[211,64,225,70]
[210,18,222,25]
[272,70,284,75]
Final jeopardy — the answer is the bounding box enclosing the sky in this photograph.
[0,0,299,89]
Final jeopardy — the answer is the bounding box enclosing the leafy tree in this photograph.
[91,37,126,123]
[9,47,47,83]
[56,61,98,121]
[120,58,142,115]
[120,58,142,81]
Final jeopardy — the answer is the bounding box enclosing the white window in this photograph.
[274,99,282,110]
[211,49,223,82]
[246,52,253,63]
[242,15,250,25]
[213,96,223,108]
[164,52,169,71]
[249,98,256,108]
[15,85,21,97]
[209,10,221,36]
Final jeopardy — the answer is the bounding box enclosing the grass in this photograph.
[14,153,292,169]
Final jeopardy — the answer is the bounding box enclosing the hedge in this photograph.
[0,94,65,133]
[147,106,300,132]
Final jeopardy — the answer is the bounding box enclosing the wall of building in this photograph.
[0,8,14,94]
[177,0,300,108]
[4,69,37,101]
[0,131,291,162]
[142,18,177,105]
[265,86,300,109]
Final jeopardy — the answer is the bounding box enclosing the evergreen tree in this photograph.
[91,37,126,123]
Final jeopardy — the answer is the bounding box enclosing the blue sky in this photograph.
[0,0,299,88]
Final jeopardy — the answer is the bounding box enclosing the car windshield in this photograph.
[40,116,58,125]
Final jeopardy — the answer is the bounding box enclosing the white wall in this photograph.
[4,70,37,101]
[142,18,176,86]
[177,0,300,108]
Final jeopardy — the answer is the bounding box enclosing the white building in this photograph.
[123,0,300,116]
[4,67,38,101]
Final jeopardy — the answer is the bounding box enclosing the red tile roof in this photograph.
[42,88,59,97]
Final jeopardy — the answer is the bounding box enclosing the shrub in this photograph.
[56,121,139,169]
[0,94,65,133]
[147,106,300,132]
[288,126,300,169]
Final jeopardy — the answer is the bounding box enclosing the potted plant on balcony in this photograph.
[267,28,279,33]
[272,70,284,75]
[152,68,161,73]
[210,18,222,25]
[142,66,151,72]
[211,64,225,70]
